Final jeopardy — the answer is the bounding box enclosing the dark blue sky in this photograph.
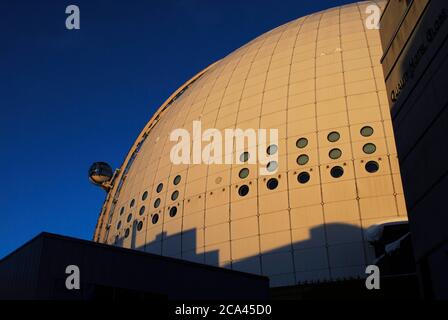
[0,0,355,258]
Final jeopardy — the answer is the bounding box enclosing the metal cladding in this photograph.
[94,1,407,287]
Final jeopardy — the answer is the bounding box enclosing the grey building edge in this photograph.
[380,0,448,299]
[0,232,269,300]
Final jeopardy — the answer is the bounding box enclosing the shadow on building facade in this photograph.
[380,0,448,299]
[119,221,419,299]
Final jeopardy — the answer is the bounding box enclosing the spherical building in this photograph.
[94,0,407,287]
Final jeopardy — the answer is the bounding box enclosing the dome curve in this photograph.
[94,0,407,287]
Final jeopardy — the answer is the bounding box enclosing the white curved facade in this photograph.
[94,0,407,287]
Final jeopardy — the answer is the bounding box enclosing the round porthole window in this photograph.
[296,154,309,165]
[239,168,249,179]
[297,172,310,184]
[267,144,278,155]
[137,221,143,231]
[124,228,130,238]
[365,161,379,173]
[266,178,279,190]
[139,206,145,216]
[363,143,376,154]
[238,185,249,197]
[117,221,122,230]
[154,198,161,208]
[171,190,179,201]
[240,152,250,163]
[266,161,278,172]
[156,183,163,193]
[330,166,344,178]
[360,126,374,137]
[152,214,159,225]
[296,138,308,149]
[327,131,340,142]
[173,175,181,185]
[130,199,135,208]
[169,206,178,218]
[127,213,132,223]
[329,148,342,159]
[142,191,148,201]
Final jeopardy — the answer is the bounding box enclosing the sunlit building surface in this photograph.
[94,0,409,287]
[380,0,448,298]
